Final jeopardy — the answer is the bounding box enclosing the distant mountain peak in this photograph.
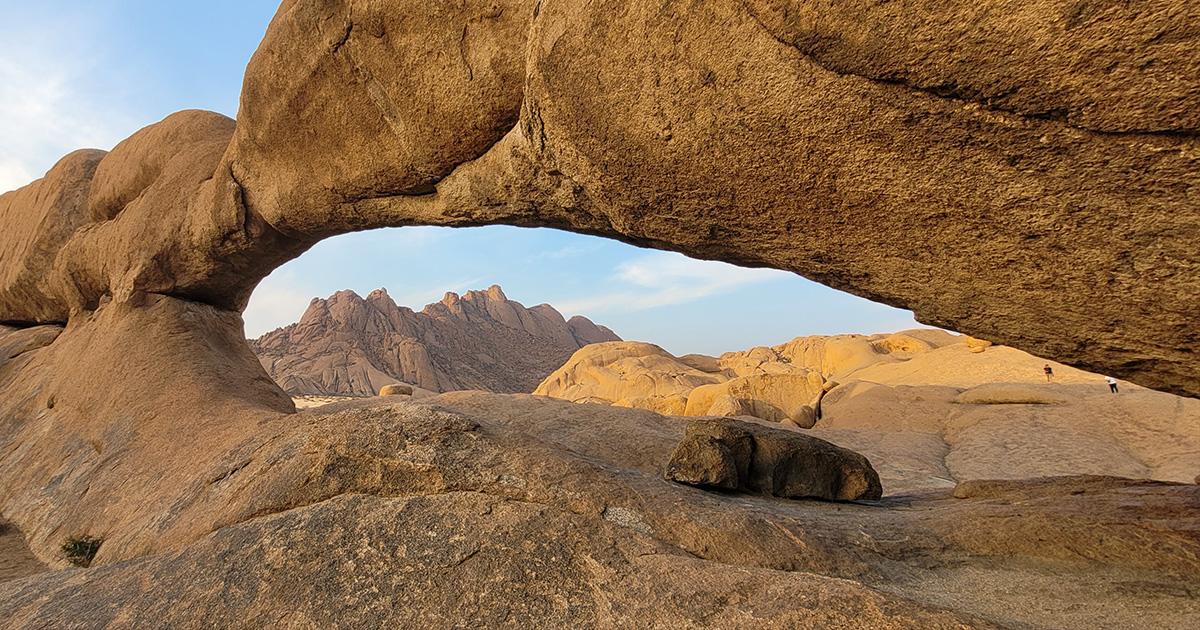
[249,285,620,397]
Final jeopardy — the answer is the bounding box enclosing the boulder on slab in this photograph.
[749,423,883,501]
[667,418,882,501]
[965,336,994,350]
[379,383,413,396]
[684,417,755,482]
[789,404,818,430]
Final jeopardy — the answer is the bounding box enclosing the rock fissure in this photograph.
[219,165,252,247]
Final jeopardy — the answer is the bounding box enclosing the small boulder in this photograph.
[666,418,882,501]
[965,336,993,350]
[379,383,414,396]
[788,404,817,429]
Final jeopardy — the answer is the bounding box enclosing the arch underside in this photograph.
[0,1,1196,418]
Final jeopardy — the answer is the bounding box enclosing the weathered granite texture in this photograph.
[0,1,1198,627]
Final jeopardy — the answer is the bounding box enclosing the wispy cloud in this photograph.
[391,277,490,309]
[0,12,137,193]
[242,270,319,338]
[556,251,785,315]
[526,242,605,262]
[0,158,33,195]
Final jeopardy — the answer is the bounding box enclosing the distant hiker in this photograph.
[1043,364,1053,382]
[1105,376,1119,393]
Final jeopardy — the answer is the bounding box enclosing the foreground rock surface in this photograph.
[0,493,991,630]
[668,418,883,501]
[0,1,1196,397]
[1,393,1197,629]
[250,285,618,395]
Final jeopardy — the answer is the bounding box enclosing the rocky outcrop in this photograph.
[667,417,883,501]
[378,383,412,396]
[538,331,1200,488]
[684,372,827,426]
[536,331,951,424]
[534,341,725,403]
[249,285,618,396]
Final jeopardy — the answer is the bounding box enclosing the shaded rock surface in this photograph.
[0,518,45,584]
[249,285,618,395]
[668,417,883,501]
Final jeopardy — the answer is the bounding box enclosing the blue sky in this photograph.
[1,1,921,356]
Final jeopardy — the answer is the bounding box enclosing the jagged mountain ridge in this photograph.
[249,285,619,396]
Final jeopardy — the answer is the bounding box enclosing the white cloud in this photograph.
[0,158,33,195]
[242,271,319,338]
[391,277,489,309]
[0,13,137,193]
[527,242,605,262]
[557,251,785,314]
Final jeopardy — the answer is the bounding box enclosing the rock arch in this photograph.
[0,0,1198,608]
[2,0,1198,411]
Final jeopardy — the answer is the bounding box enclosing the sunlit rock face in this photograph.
[536,331,1200,488]
[249,285,618,396]
[0,2,1198,628]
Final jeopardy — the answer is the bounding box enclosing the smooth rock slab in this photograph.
[0,492,990,629]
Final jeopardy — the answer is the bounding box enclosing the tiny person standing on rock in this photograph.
[1043,364,1053,382]
[1105,376,1119,393]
